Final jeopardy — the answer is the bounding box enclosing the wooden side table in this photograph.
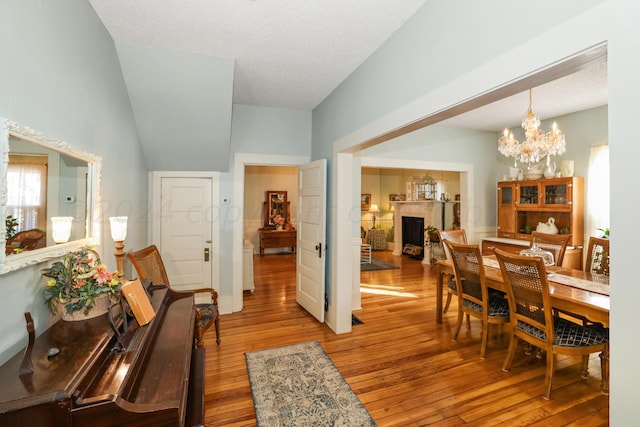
[366,229,386,250]
[259,228,296,255]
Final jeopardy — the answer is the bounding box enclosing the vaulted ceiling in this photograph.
[88,1,607,171]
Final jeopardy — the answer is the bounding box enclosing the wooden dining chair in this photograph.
[529,231,571,266]
[445,241,510,359]
[585,236,610,276]
[437,229,467,314]
[494,248,609,399]
[126,244,220,347]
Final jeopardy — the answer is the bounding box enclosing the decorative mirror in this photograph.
[0,118,101,274]
[263,190,289,228]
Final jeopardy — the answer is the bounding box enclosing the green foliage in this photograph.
[597,227,610,239]
[42,247,122,315]
[424,225,438,235]
[386,226,394,242]
[5,215,18,239]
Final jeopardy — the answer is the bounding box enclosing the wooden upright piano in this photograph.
[0,281,205,426]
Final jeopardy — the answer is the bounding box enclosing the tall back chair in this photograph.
[445,241,509,359]
[529,231,571,266]
[126,245,220,347]
[585,236,610,276]
[494,248,609,399]
[437,229,467,314]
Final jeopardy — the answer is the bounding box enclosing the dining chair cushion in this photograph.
[516,317,609,347]
[463,295,509,317]
[196,302,218,326]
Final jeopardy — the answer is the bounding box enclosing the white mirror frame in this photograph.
[0,118,101,274]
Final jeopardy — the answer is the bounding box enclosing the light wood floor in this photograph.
[203,251,609,426]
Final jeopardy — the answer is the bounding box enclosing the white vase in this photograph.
[560,160,574,177]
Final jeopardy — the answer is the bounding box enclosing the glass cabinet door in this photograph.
[498,183,517,235]
[518,183,539,206]
[500,185,513,205]
[542,180,572,207]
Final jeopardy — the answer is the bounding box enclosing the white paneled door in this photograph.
[160,177,213,293]
[296,159,327,322]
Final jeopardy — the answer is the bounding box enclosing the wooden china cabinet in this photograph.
[486,176,584,269]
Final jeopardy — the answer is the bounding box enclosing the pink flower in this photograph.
[94,266,115,285]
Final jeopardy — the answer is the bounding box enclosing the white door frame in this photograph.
[149,171,221,305]
[232,153,310,313]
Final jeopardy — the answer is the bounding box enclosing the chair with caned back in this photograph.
[126,244,220,347]
[585,236,609,276]
[528,231,571,266]
[494,248,609,399]
[445,240,510,359]
[437,229,467,314]
[557,236,610,327]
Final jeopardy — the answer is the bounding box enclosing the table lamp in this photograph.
[51,217,73,244]
[109,216,128,279]
[369,204,380,229]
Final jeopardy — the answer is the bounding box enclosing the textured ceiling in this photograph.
[440,58,608,132]
[88,0,607,130]
[88,0,427,110]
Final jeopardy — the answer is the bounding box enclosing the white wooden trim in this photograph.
[232,153,310,313]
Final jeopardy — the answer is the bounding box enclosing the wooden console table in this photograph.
[259,229,296,255]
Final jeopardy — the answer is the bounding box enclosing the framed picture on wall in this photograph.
[389,193,405,202]
[361,194,371,211]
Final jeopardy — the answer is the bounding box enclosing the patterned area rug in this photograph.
[245,341,376,426]
[361,257,400,271]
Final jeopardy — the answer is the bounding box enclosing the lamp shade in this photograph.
[109,216,128,241]
[51,216,73,243]
[369,204,380,213]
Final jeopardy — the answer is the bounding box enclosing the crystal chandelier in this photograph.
[498,89,566,165]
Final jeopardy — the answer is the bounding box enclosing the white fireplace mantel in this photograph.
[390,201,450,264]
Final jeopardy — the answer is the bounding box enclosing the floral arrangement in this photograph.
[42,246,122,315]
[273,215,285,226]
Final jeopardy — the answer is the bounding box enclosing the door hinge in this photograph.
[324,293,328,312]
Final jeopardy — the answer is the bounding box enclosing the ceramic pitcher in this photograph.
[544,160,557,178]
[508,167,522,180]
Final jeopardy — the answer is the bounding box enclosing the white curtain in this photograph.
[7,162,47,231]
[586,144,609,238]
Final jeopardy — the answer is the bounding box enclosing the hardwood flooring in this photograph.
[203,251,609,426]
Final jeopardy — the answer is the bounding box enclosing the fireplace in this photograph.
[391,201,442,264]
[402,216,424,259]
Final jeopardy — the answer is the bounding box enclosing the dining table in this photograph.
[436,256,610,394]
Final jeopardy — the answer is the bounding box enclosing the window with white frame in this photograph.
[586,144,609,238]
[7,154,48,232]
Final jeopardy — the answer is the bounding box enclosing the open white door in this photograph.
[160,177,213,293]
[296,159,327,322]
